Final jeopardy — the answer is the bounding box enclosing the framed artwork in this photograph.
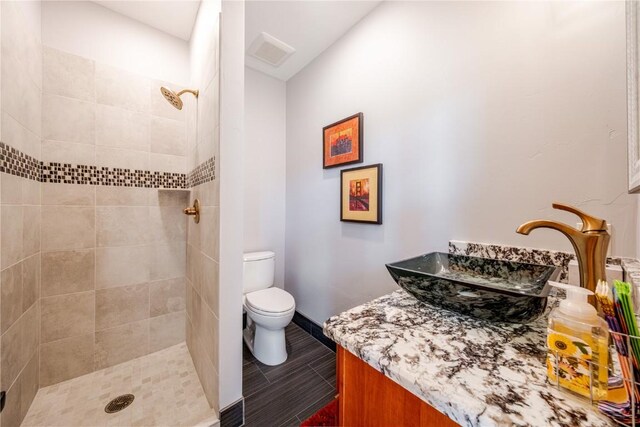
[340,164,382,224]
[628,1,640,192]
[323,113,363,169]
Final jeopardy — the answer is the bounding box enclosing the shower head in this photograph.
[160,87,199,110]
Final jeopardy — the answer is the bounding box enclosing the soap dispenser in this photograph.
[546,282,609,400]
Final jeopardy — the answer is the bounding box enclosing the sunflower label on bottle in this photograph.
[547,329,595,396]
[545,282,609,400]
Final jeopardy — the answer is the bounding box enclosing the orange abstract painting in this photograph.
[323,113,363,168]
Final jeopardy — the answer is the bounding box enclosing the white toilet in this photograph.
[243,251,295,366]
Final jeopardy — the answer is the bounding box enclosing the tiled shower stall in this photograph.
[0,1,222,425]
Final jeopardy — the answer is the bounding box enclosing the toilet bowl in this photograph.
[243,251,296,366]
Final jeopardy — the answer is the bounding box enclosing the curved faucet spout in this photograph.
[516,220,582,241]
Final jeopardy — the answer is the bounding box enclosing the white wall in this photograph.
[285,1,638,324]
[244,67,286,286]
[219,0,244,412]
[42,1,190,85]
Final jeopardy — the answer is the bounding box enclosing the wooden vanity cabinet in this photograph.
[337,345,459,427]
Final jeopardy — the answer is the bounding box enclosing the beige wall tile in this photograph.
[96,206,149,247]
[150,153,186,174]
[185,281,195,323]
[95,104,149,151]
[149,242,186,281]
[94,146,149,170]
[40,333,94,387]
[95,283,149,331]
[96,63,150,113]
[1,303,39,391]
[148,206,186,243]
[22,205,40,257]
[21,303,39,374]
[201,255,219,316]
[96,245,149,289]
[192,336,219,411]
[187,282,201,330]
[1,314,22,390]
[186,311,194,352]
[150,278,185,317]
[194,180,218,208]
[94,319,149,370]
[96,187,149,206]
[2,205,23,269]
[196,130,217,167]
[42,140,95,165]
[42,94,95,144]
[2,110,40,159]
[22,253,39,312]
[150,116,186,156]
[198,303,218,368]
[41,249,94,297]
[149,311,185,352]
[149,189,189,207]
[42,183,95,206]
[2,49,42,137]
[1,174,23,205]
[2,0,42,87]
[43,46,95,101]
[1,261,23,333]
[187,219,201,251]
[41,206,95,251]
[41,291,95,343]
[22,179,41,206]
[1,371,22,427]
[199,206,219,260]
[197,77,219,139]
[19,352,39,423]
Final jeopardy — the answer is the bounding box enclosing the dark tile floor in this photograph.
[243,323,336,427]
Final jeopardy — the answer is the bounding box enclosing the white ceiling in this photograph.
[92,1,201,41]
[245,0,381,81]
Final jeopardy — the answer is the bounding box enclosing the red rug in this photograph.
[300,398,338,426]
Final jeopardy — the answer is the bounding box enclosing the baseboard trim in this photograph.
[292,311,336,352]
[220,398,244,427]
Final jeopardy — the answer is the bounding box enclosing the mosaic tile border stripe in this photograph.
[448,240,622,283]
[41,163,187,188]
[187,157,216,187]
[1,142,217,189]
[0,142,41,181]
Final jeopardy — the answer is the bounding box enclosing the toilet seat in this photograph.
[245,288,295,315]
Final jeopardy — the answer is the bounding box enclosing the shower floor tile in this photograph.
[22,343,217,427]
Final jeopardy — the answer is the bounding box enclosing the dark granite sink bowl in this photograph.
[385,252,560,323]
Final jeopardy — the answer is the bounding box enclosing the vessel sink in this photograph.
[385,252,560,323]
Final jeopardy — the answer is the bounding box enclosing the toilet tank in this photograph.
[243,251,275,294]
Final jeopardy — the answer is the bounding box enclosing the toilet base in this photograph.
[243,322,288,366]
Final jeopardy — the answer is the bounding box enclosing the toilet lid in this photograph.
[245,288,295,314]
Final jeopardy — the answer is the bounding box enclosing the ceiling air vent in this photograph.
[247,32,295,67]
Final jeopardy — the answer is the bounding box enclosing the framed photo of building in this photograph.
[340,164,382,224]
[323,113,363,169]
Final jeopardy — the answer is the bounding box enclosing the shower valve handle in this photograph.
[184,199,200,224]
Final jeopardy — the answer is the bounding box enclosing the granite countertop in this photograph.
[323,290,614,427]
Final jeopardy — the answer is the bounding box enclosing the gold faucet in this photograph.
[516,203,610,298]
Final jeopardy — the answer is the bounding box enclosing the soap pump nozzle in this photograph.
[549,281,597,320]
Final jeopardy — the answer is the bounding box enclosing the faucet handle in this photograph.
[551,203,607,232]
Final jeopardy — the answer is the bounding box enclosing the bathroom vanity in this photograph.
[324,290,614,427]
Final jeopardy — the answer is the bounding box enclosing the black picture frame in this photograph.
[340,163,382,224]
